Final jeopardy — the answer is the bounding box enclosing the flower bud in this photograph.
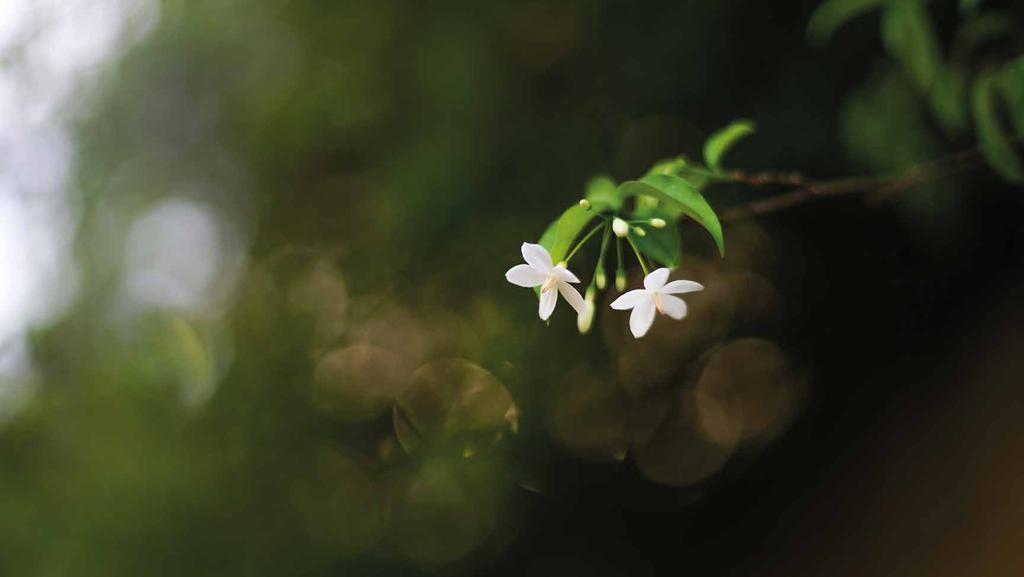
[577,288,596,334]
[578,198,591,210]
[615,270,627,292]
[650,218,667,228]
[612,217,629,238]
[595,268,607,290]
[633,226,647,237]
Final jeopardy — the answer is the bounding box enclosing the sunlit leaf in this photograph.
[807,0,884,45]
[881,0,941,92]
[647,156,688,176]
[538,204,596,263]
[584,175,621,210]
[619,174,724,257]
[971,70,1024,184]
[632,207,681,267]
[703,120,756,173]
[646,155,710,197]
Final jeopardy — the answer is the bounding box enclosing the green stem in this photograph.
[591,225,611,289]
[563,222,606,264]
[616,236,624,275]
[626,235,650,276]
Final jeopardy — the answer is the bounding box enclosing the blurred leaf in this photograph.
[960,0,983,16]
[703,120,756,172]
[842,65,941,172]
[632,207,681,267]
[929,66,969,136]
[619,174,724,257]
[972,70,1024,183]
[952,12,1013,58]
[584,175,621,210]
[647,156,688,176]
[882,0,941,92]
[807,0,884,45]
[538,204,597,263]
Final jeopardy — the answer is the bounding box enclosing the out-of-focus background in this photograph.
[0,0,1022,575]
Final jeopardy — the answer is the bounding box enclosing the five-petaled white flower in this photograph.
[506,243,585,321]
[610,268,703,338]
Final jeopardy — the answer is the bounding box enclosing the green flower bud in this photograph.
[650,218,667,228]
[579,198,591,210]
[633,226,647,237]
[577,288,596,334]
[615,270,627,292]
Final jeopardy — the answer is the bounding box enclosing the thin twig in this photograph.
[718,149,982,222]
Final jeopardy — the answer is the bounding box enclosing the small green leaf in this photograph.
[632,207,681,267]
[703,120,756,173]
[972,70,1024,184]
[584,175,621,210]
[538,204,597,263]
[619,174,725,257]
[807,0,885,45]
[882,0,941,92]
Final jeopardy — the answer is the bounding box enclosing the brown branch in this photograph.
[719,149,982,222]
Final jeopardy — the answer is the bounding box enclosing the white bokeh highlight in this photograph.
[0,0,158,403]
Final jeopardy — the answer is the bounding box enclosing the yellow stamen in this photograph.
[653,292,664,315]
[541,275,558,293]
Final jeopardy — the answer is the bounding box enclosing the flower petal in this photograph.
[610,289,649,310]
[506,264,547,288]
[660,294,688,319]
[538,287,557,320]
[643,267,671,290]
[558,282,585,315]
[521,243,553,272]
[629,299,657,338]
[552,264,580,284]
[662,279,704,294]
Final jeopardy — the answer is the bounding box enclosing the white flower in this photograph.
[505,243,585,321]
[609,267,703,338]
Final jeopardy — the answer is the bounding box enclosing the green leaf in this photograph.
[807,0,885,45]
[619,174,725,257]
[971,70,1024,184]
[881,0,941,92]
[632,207,682,267]
[538,204,597,263]
[584,175,621,210]
[703,120,756,173]
[646,155,711,192]
[929,66,969,136]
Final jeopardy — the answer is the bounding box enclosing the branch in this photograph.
[718,149,981,222]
